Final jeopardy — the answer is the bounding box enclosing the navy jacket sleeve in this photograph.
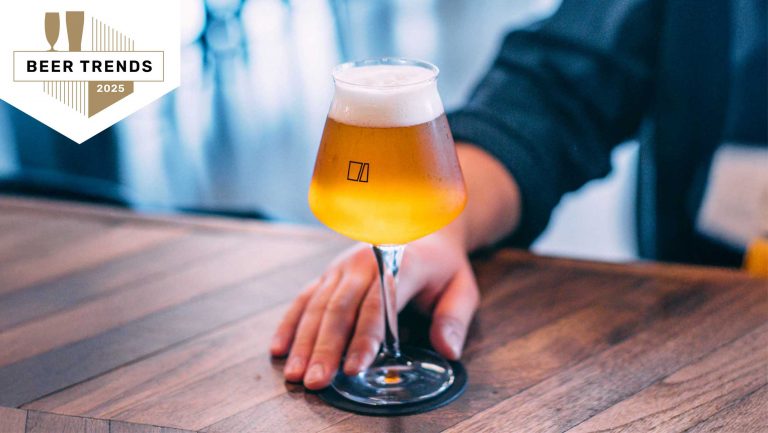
[447,0,661,247]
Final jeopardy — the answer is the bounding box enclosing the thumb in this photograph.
[429,265,479,360]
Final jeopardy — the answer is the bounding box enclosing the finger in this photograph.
[429,266,479,360]
[343,280,384,375]
[283,270,340,382]
[271,279,318,356]
[303,270,375,390]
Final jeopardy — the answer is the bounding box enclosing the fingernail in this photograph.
[445,329,463,359]
[270,336,283,353]
[344,354,359,373]
[285,356,304,376]
[305,363,325,384]
[348,351,374,373]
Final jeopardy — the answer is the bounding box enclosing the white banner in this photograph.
[14,51,165,82]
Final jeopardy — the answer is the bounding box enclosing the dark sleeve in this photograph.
[447,0,662,247]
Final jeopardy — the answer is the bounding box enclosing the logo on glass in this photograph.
[347,161,370,183]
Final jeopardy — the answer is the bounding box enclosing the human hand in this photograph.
[270,232,479,390]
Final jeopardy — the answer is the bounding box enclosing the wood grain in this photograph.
[0,406,26,433]
[0,243,341,407]
[0,235,319,368]
[0,194,331,241]
[0,217,107,264]
[494,248,756,282]
[202,391,349,433]
[313,274,647,433]
[108,418,197,433]
[685,385,768,433]
[26,306,289,415]
[0,224,186,296]
[442,281,766,433]
[566,324,768,432]
[313,275,732,433]
[25,250,341,430]
[26,411,109,433]
[0,407,198,433]
[0,196,765,433]
[0,233,243,331]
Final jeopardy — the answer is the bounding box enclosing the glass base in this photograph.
[332,347,454,406]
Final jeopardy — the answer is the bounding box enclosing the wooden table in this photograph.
[0,196,765,433]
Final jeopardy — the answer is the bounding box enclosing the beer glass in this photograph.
[45,12,60,51]
[309,58,466,405]
[66,11,85,52]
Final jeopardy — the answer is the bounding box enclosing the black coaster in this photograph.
[315,360,467,416]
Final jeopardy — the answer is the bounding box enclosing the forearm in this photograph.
[438,142,521,253]
[444,1,659,249]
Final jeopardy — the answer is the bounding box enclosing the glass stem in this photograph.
[372,244,405,360]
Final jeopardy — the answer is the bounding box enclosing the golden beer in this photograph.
[309,114,466,245]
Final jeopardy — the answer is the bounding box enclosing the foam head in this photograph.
[329,64,444,128]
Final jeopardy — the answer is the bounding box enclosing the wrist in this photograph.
[423,216,472,253]
[454,142,522,251]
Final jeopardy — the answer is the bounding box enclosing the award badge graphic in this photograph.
[0,0,181,144]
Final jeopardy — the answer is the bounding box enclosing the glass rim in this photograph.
[332,57,439,89]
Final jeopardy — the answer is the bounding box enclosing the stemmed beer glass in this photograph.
[308,58,467,405]
[44,12,60,51]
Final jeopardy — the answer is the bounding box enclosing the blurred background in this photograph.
[0,0,638,262]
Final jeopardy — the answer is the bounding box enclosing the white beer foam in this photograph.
[330,65,444,128]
